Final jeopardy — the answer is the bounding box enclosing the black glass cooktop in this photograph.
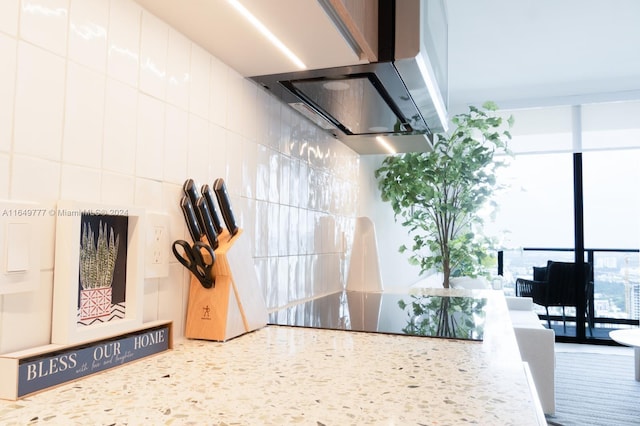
[268,291,487,341]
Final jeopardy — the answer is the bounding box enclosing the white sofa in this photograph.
[506,296,556,415]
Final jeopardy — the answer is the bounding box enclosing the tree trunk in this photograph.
[442,257,451,288]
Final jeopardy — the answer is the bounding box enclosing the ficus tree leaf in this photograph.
[375,103,513,287]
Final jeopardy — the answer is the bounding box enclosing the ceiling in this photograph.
[133,0,640,114]
[446,0,640,113]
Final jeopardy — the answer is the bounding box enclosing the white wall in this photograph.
[358,155,423,290]
[0,0,358,353]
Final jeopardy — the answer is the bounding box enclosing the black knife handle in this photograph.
[196,197,219,250]
[201,184,224,234]
[180,196,202,243]
[183,178,207,232]
[213,178,239,236]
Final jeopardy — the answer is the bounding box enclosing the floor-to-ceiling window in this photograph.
[485,101,640,342]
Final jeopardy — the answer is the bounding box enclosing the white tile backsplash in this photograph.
[19,0,69,57]
[136,93,165,180]
[13,41,66,161]
[68,0,108,72]
[101,171,135,205]
[107,0,140,87]
[103,77,137,174]
[139,10,167,99]
[163,104,189,184]
[134,176,162,210]
[186,113,210,181]
[11,155,61,201]
[0,34,16,153]
[0,154,9,198]
[166,29,190,110]
[0,0,19,36]
[209,122,227,182]
[189,43,210,119]
[209,55,227,127]
[0,0,359,352]
[60,164,101,201]
[63,62,105,168]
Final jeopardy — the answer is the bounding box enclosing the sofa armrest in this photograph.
[512,326,556,415]
[506,296,533,311]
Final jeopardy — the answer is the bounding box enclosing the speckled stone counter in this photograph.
[0,289,544,425]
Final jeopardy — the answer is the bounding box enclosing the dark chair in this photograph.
[516,261,592,332]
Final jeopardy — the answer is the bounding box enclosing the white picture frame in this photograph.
[51,201,145,345]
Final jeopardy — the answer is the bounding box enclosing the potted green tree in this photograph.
[375,102,513,288]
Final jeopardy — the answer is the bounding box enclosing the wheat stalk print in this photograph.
[79,220,120,289]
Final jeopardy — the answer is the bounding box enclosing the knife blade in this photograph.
[213,178,239,236]
[196,196,219,250]
[180,195,203,243]
[201,184,224,235]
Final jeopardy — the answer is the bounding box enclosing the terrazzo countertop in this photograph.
[0,290,544,425]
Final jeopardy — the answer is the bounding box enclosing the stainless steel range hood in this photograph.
[251,0,448,154]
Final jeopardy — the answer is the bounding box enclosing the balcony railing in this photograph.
[497,247,640,339]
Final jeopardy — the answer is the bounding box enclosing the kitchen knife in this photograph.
[183,178,208,231]
[213,178,239,236]
[180,195,203,243]
[196,196,219,250]
[201,184,224,235]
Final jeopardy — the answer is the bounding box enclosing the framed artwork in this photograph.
[51,201,144,345]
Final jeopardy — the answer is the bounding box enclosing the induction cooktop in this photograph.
[268,291,487,341]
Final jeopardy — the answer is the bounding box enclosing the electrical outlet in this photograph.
[145,212,170,278]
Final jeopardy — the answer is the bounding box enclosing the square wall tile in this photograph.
[288,256,299,301]
[288,207,299,255]
[186,113,209,182]
[101,171,135,205]
[0,154,9,198]
[0,34,16,153]
[139,11,167,99]
[265,202,278,257]
[209,123,227,183]
[278,154,290,206]
[162,181,186,243]
[136,93,164,180]
[103,77,137,174]
[158,264,187,334]
[0,0,19,36]
[163,104,188,184]
[253,200,268,257]
[107,0,140,87]
[278,204,289,256]
[13,41,65,161]
[209,55,227,127]
[0,271,53,353]
[166,29,190,110]
[225,68,244,135]
[68,0,108,72]
[11,155,60,201]
[268,148,279,203]
[19,0,69,57]
[134,177,162,210]
[63,62,105,168]
[143,278,160,322]
[255,143,269,201]
[60,164,101,202]
[189,43,210,119]
[276,256,289,306]
[240,78,257,141]
[224,131,242,195]
[241,137,256,199]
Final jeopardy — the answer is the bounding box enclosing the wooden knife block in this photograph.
[184,229,267,341]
